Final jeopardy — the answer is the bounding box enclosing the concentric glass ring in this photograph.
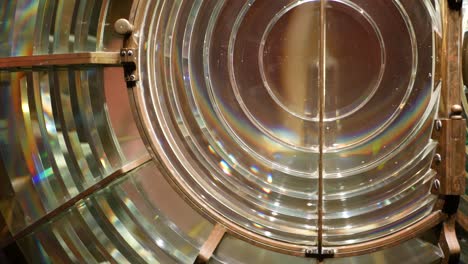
[133,0,441,248]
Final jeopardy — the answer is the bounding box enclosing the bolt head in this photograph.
[435,120,442,131]
[451,104,463,115]
[433,179,441,190]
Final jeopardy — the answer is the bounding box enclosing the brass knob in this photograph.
[114,18,134,35]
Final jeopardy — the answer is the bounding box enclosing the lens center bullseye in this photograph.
[259,0,385,121]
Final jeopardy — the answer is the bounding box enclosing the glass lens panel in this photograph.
[16,161,212,264]
[0,0,133,57]
[135,0,440,246]
[0,67,146,234]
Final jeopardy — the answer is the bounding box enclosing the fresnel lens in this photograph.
[0,0,467,263]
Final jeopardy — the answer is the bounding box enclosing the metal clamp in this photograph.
[305,247,335,259]
[114,18,139,88]
[120,48,139,87]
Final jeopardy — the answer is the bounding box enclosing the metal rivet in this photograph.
[450,104,463,119]
[434,153,442,164]
[435,120,442,131]
[433,179,441,190]
[114,18,134,35]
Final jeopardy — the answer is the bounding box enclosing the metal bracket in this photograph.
[114,18,139,88]
[448,0,463,10]
[194,224,226,264]
[305,247,335,259]
[431,111,466,197]
[439,217,461,264]
[120,48,139,87]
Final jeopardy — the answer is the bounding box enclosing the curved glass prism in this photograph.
[133,0,441,246]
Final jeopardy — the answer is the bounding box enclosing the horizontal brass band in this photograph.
[0,52,121,69]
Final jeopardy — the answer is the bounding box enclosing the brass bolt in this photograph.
[450,104,463,120]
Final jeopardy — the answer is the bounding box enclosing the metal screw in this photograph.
[127,50,134,56]
[433,179,441,191]
[435,120,442,131]
[434,153,442,165]
[129,74,136,81]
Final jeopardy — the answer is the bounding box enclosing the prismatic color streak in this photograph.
[10,0,39,57]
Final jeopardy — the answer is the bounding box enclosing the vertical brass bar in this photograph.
[437,2,463,263]
[318,0,327,256]
[440,0,463,117]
